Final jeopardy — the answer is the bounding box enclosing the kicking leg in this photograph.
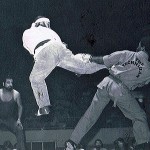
[58,53,106,75]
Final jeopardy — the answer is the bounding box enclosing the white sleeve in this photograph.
[103,51,125,68]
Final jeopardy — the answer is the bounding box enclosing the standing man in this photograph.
[65,36,150,150]
[0,75,25,150]
[22,16,106,116]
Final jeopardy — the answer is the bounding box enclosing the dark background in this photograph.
[0,0,150,130]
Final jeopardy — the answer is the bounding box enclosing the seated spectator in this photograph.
[127,138,136,150]
[0,75,26,150]
[92,139,107,150]
[112,138,126,150]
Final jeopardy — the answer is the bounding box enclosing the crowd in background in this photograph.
[76,138,136,150]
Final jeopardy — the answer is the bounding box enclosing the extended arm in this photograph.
[90,56,104,64]
[90,51,126,68]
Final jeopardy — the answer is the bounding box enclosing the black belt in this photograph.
[34,39,51,54]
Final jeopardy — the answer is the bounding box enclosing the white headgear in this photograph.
[34,17,50,24]
[33,17,50,28]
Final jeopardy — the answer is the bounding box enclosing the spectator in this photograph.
[92,139,107,150]
[112,138,126,150]
[0,75,26,150]
[127,138,136,150]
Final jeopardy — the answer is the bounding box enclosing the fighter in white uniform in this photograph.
[65,37,150,150]
[22,16,106,116]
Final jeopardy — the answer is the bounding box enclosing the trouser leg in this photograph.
[3,118,26,150]
[14,126,26,150]
[70,88,110,144]
[116,91,150,145]
[30,47,61,108]
[58,53,106,75]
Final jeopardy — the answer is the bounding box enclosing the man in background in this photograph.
[0,75,25,150]
[92,139,107,150]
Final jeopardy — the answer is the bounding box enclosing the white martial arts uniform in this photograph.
[70,50,150,145]
[22,25,106,108]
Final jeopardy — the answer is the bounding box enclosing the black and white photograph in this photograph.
[0,0,150,150]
